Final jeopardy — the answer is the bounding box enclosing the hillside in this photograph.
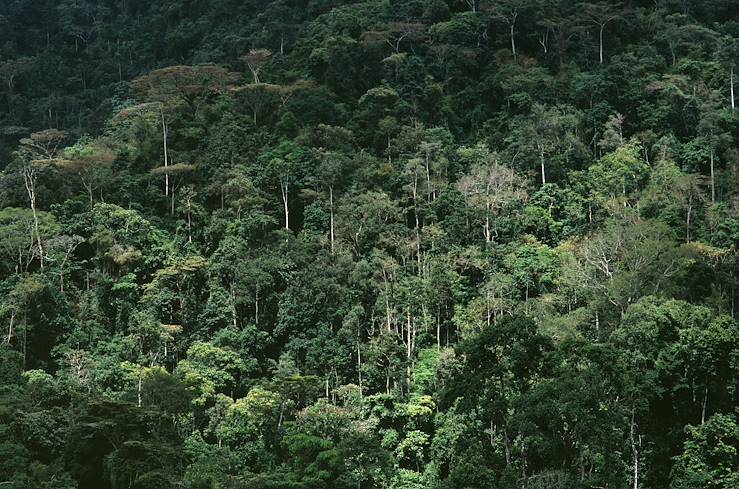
[0,1,738,488]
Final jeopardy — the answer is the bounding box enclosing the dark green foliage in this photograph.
[0,1,738,488]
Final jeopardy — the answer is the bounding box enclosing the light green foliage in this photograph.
[671,414,739,489]
[0,2,738,488]
[175,342,246,404]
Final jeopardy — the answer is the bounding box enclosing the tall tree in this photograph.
[16,129,67,269]
[485,0,531,63]
[579,2,626,64]
[130,65,239,195]
[456,144,526,243]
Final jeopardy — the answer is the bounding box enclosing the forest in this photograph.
[0,0,738,488]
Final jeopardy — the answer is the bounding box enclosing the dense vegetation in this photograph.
[1,0,738,488]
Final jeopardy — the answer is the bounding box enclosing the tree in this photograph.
[232,82,281,125]
[47,234,84,293]
[16,129,67,269]
[586,141,649,218]
[317,151,350,254]
[485,0,531,62]
[642,158,705,243]
[241,49,272,84]
[718,36,739,110]
[362,22,426,54]
[0,208,58,274]
[130,64,239,195]
[537,12,586,67]
[671,414,739,489]
[18,129,67,162]
[444,316,552,476]
[696,90,732,203]
[509,104,585,187]
[579,2,626,64]
[57,138,114,209]
[150,162,195,215]
[262,141,308,231]
[456,144,526,243]
[575,220,686,317]
[175,341,246,404]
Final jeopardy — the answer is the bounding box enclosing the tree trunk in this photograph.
[412,169,422,276]
[137,369,143,407]
[630,411,640,489]
[406,311,412,389]
[187,205,192,243]
[161,109,169,196]
[710,146,715,203]
[539,146,546,187]
[83,177,94,210]
[230,284,237,327]
[6,312,14,344]
[510,19,517,62]
[503,419,511,466]
[357,343,363,398]
[599,25,604,64]
[280,179,289,230]
[329,185,335,254]
[436,315,441,350]
[701,380,708,425]
[23,167,44,269]
[731,66,735,110]
[255,288,259,327]
[484,198,492,242]
[686,197,692,243]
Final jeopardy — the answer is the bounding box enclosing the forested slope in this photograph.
[0,1,738,488]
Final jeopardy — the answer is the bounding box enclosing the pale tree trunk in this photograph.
[540,150,546,186]
[230,284,237,327]
[385,294,392,333]
[329,186,335,254]
[411,166,422,275]
[187,204,192,243]
[82,176,94,210]
[357,343,363,399]
[405,310,414,391]
[280,179,289,230]
[701,380,709,425]
[436,310,441,350]
[382,270,393,333]
[22,166,44,269]
[484,194,492,243]
[137,369,143,407]
[539,30,549,53]
[277,401,284,428]
[510,16,518,62]
[599,25,604,64]
[630,411,641,489]
[710,146,715,203]
[255,287,260,327]
[503,420,511,466]
[6,312,14,344]
[686,196,692,243]
[161,108,169,196]
[731,67,735,110]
